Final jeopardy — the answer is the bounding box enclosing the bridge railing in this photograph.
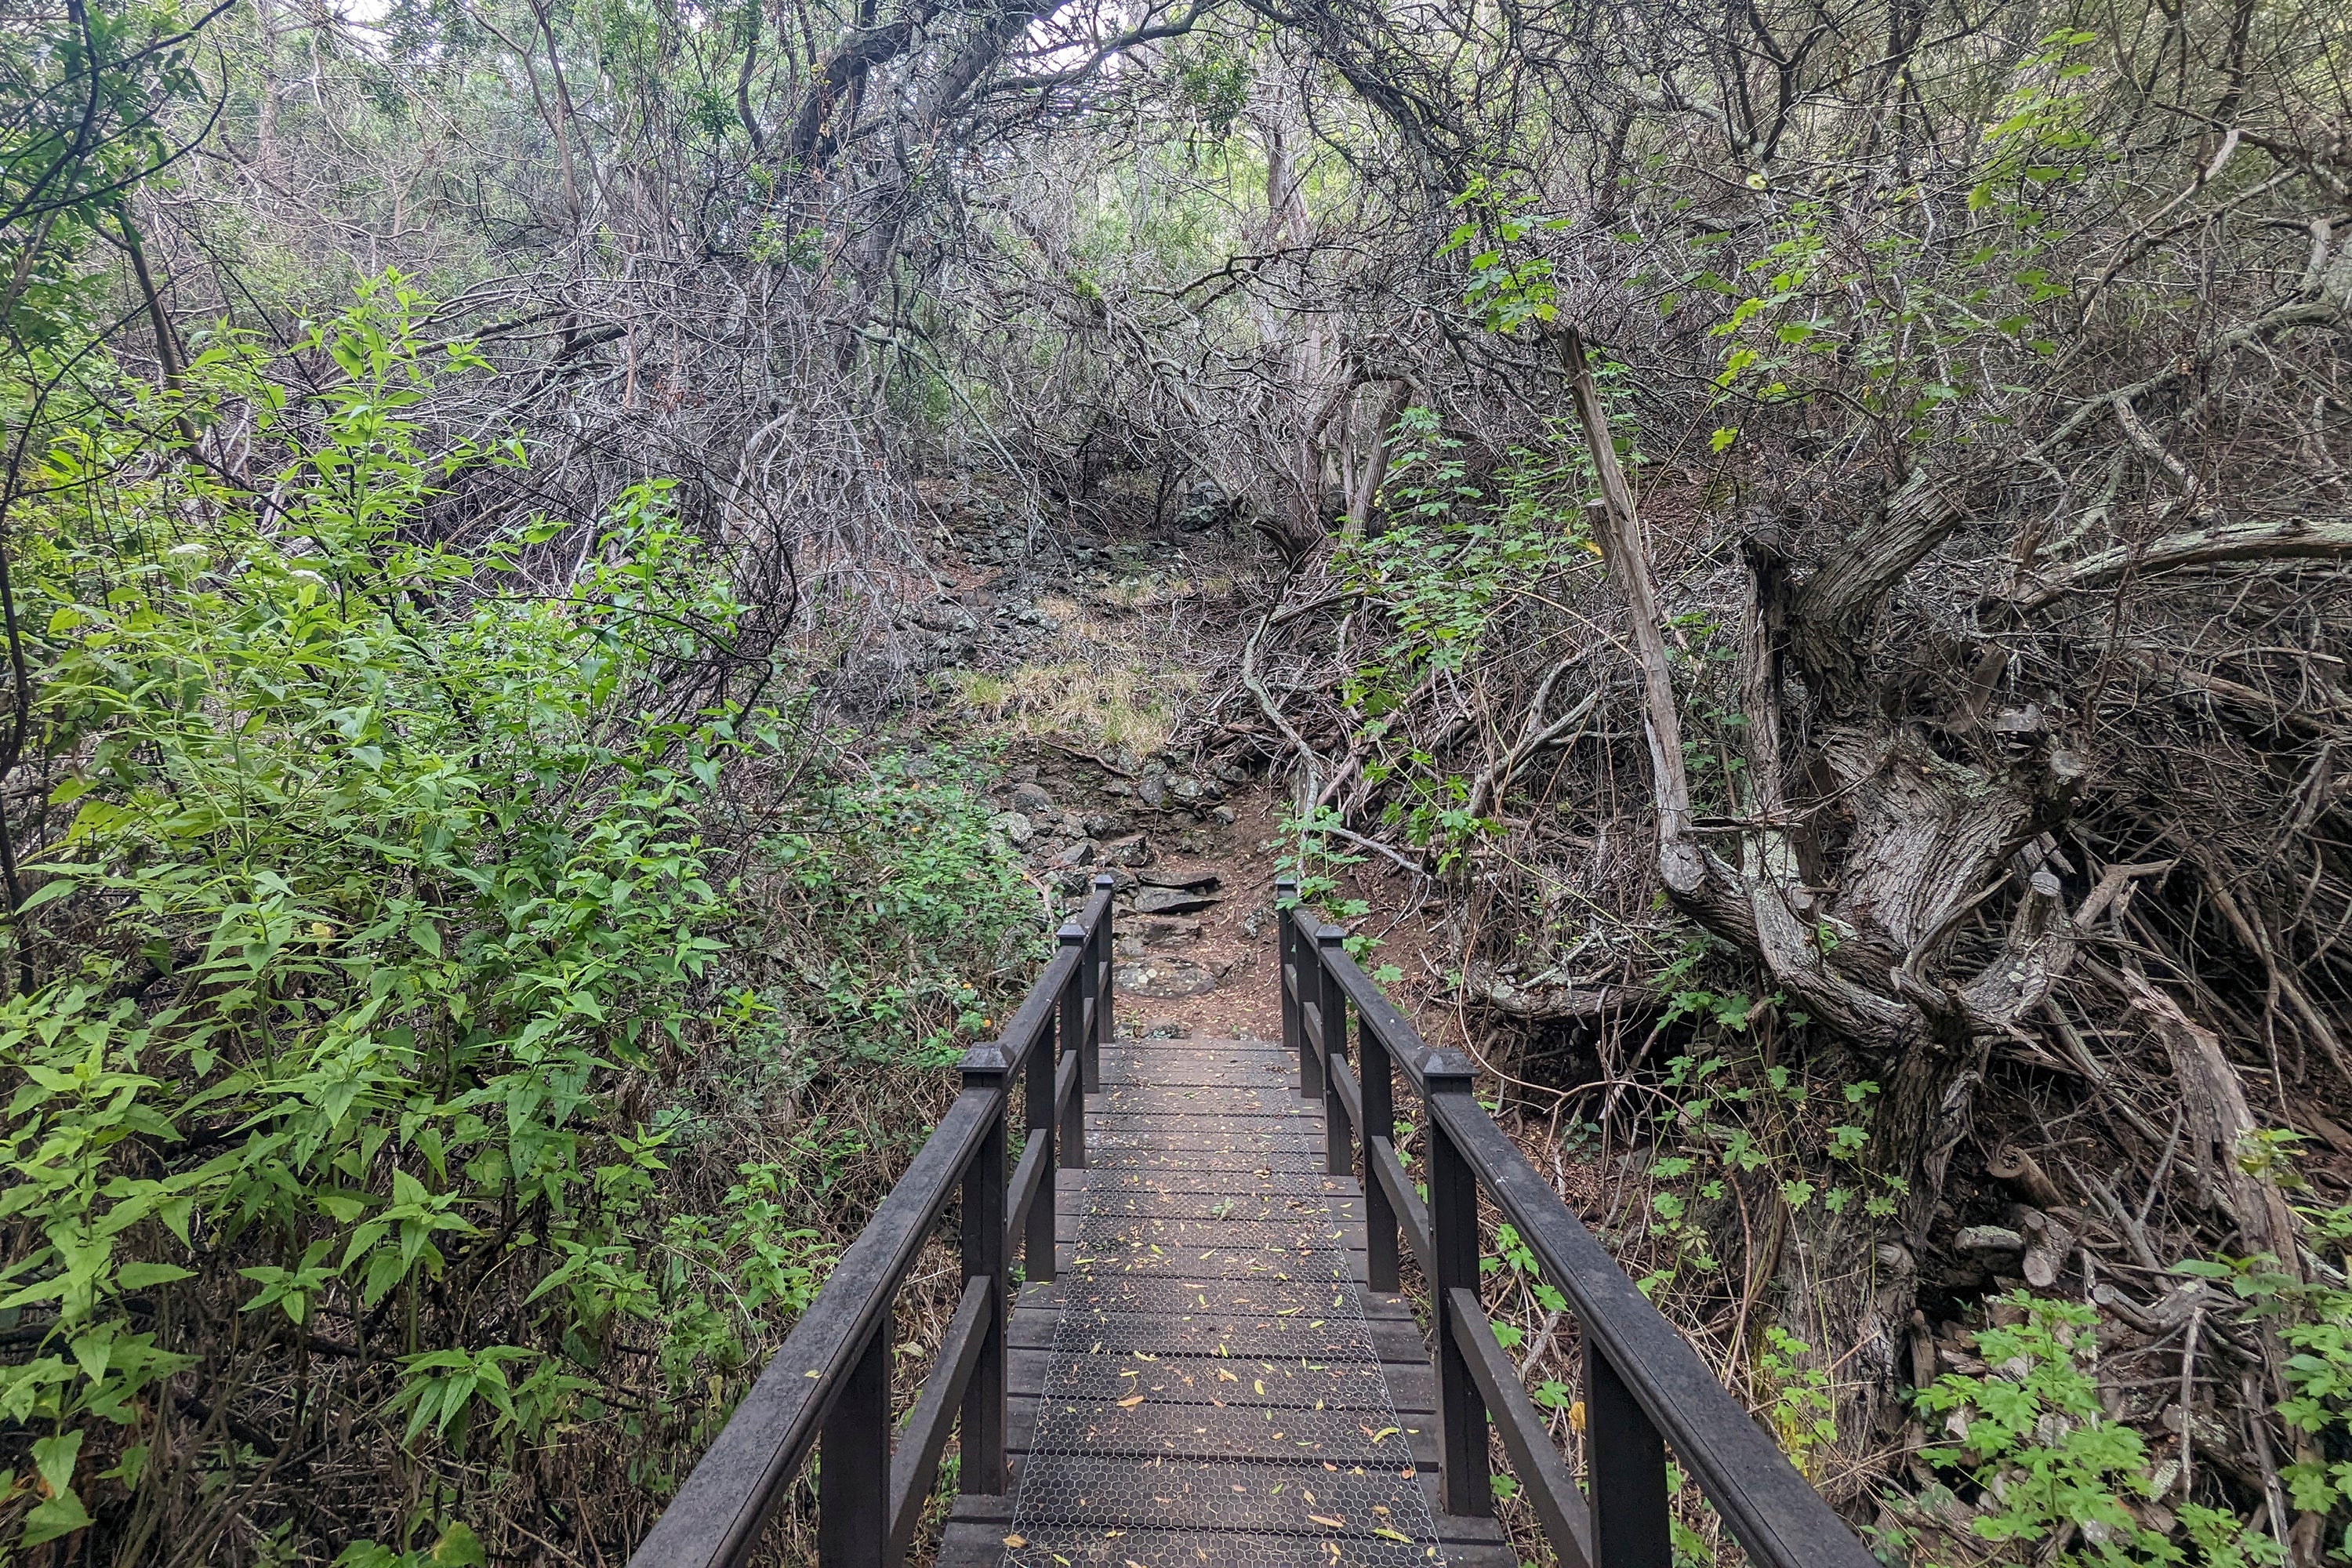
[1277,879,1878,1568]
[629,875,1118,1568]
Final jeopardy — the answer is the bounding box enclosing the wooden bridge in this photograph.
[629,878,1880,1568]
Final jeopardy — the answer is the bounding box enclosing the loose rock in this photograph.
[1134,885,1220,916]
[1115,957,1220,997]
[1137,867,1220,891]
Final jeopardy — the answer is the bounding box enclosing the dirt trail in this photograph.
[905,492,1501,1060]
[909,492,1295,1040]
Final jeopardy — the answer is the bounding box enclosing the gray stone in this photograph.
[1135,774,1166,807]
[1169,775,1203,802]
[1051,840,1098,867]
[1115,957,1220,998]
[1010,781,1053,815]
[1138,868,1220,891]
[1142,918,1202,948]
[1133,885,1220,916]
[1103,833,1150,866]
[1210,807,1236,826]
[992,811,1034,847]
[1083,813,1118,837]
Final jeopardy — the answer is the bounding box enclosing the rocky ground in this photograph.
[904,492,1293,1039]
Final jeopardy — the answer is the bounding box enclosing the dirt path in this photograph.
[906,494,1294,1040]
[906,493,1508,1062]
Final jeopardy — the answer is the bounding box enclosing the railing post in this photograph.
[1360,1016,1397,1293]
[1316,926,1349,1177]
[1426,1055,1490,1516]
[1025,1011,1057,1284]
[1088,874,1113,1085]
[1058,922,1086,1171]
[958,1047,1009,1497]
[1276,877,1306,1100]
[1586,1339,1672,1568]
[818,1305,891,1567]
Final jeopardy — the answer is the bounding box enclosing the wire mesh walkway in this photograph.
[938,1036,1513,1568]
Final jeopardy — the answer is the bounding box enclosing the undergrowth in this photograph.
[0,282,1038,1562]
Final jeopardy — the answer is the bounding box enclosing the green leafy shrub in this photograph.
[1328,408,1594,869]
[0,279,1032,1559]
[2176,1203,2352,1557]
[1899,1293,2281,1568]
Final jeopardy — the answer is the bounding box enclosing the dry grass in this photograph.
[1095,571,1240,609]
[938,596,1198,753]
[941,659,1196,753]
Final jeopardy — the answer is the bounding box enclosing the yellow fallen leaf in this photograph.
[1218,1369,1238,1382]
[1004,1535,1025,1548]
[1308,1513,1346,1528]
[1254,1379,1266,1395]
[1373,1527,1413,1544]
[1116,1394,1145,1407]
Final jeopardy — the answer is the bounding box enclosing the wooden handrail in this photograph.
[1276,880,1878,1568]
[628,877,1118,1568]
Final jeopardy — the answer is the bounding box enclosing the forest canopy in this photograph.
[4,0,2352,1562]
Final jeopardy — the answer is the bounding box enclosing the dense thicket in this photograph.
[5,0,2351,1562]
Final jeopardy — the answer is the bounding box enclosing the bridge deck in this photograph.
[938,1036,1512,1568]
